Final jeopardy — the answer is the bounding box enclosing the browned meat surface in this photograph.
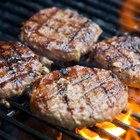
[20,7,102,64]
[0,41,42,98]
[89,36,140,89]
[30,65,128,130]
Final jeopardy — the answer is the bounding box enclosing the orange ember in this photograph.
[120,0,140,32]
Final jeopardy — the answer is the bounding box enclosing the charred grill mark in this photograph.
[100,41,133,71]
[28,8,88,51]
[95,36,140,74]
[121,36,140,54]
[43,71,94,101]
[66,20,88,45]
[28,9,59,38]
[0,42,39,89]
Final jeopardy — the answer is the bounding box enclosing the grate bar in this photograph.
[0,129,16,140]
[35,0,122,37]
[79,0,140,23]
[122,109,140,122]
[112,119,140,135]
[55,0,140,32]
[0,21,19,37]
[0,3,34,19]
[0,31,17,41]
[10,101,86,140]
[12,0,43,11]
[0,112,53,140]
[89,126,123,140]
[107,0,140,13]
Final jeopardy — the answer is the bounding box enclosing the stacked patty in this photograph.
[20,7,102,63]
[89,36,140,89]
[0,41,42,98]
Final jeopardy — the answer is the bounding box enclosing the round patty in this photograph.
[89,36,140,89]
[20,7,102,63]
[0,41,42,98]
[30,65,128,130]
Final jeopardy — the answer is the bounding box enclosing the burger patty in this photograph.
[0,41,42,98]
[89,36,140,89]
[20,7,102,64]
[30,65,128,130]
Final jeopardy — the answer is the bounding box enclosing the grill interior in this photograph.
[0,0,140,140]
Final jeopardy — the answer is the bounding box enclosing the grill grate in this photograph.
[0,0,140,140]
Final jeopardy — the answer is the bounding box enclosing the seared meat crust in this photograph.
[0,41,42,98]
[20,7,102,63]
[89,36,140,89]
[30,65,128,130]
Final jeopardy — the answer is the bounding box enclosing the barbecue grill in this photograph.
[0,0,140,140]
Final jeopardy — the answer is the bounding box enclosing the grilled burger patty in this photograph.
[30,65,128,130]
[0,41,42,98]
[89,36,140,89]
[20,7,102,63]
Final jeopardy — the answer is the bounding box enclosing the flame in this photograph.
[76,128,106,140]
[127,88,140,114]
[76,112,131,140]
[97,112,131,137]
[120,0,140,32]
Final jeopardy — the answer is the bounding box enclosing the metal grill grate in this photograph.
[0,0,140,140]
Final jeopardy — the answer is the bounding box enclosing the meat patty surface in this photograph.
[89,36,140,89]
[30,65,128,130]
[0,41,42,98]
[20,7,102,63]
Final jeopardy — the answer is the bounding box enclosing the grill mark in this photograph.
[0,71,31,87]
[79,72,113,100]
[75,70,116,114]
[0,66,34,87]
[8,72,35,90]
[56,81,74,117]
[121,36,140,54]
[45,11,74,34]
[95,44,110,53]
[43,71,93,101]
[72,72,93,85]
[66,20,89,46]
[108,38,140,71]
[0,43,37,88]
[44,70,113,106]
[0,45,17,86]
[97,37,140,72]
[32,10,88,51]
[99,48,120,66]
[123,64,140,71]
[28,9,59,38]
[104,42,132,70]
[100,72,123,108]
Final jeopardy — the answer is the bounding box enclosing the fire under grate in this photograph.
[0,0,140,140]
